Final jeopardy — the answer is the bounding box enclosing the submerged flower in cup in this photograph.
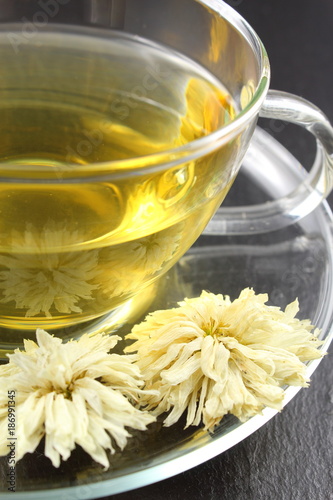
[0,221,100,317]
[0,330,155,468]
[99,222,183,298]
[126,289,324,430]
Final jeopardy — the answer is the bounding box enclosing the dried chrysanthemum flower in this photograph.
[126,288,324,430]
[0,330,155,468]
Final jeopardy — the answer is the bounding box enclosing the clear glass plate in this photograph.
[1,128,332,499]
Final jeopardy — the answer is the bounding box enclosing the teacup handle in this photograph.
[206,90,333,234]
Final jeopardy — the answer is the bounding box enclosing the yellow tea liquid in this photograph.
[0,28,237,336]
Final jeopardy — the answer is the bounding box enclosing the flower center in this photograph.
[202,318,231,337]
[53,386,72,400]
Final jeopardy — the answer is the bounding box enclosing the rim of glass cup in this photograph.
[0,0,270,180]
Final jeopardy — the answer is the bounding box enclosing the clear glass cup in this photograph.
[0,0,332,357]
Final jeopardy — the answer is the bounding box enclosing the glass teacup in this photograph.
[0,0,332,357]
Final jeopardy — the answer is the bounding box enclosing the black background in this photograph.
[102,1,333,500]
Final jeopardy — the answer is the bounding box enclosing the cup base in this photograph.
[0,282,158,360]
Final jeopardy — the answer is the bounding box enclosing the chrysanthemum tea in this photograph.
[0,28,238,343]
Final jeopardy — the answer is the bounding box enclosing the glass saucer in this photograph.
[1,128,332,499]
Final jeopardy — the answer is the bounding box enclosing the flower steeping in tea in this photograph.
[0,217,184,324]
[0,221,100,317]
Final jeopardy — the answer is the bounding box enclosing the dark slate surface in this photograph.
[103,1,333,499]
